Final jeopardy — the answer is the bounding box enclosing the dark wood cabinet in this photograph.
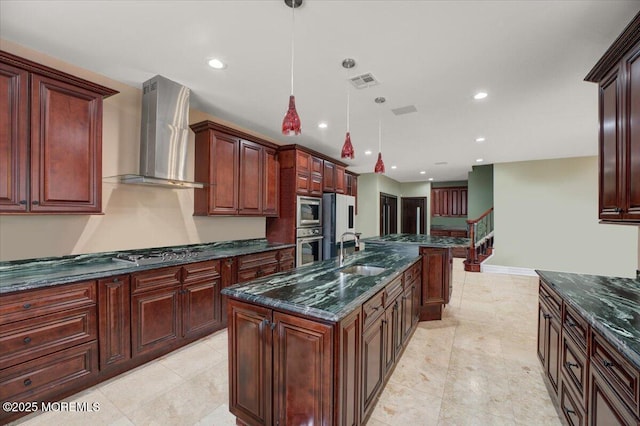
[228,299,333,426]
[589,367,639,425]
[295,150,323,197]
[431,186,468,217]
[0,280,98,424]
[538,297,561,394]
[236,250,279,283]
[335,165,346,194]
[0,52,116,214]
[98,275,131,370]
[192,121,279,217]
[361,310,385,420]
[419,247,452,321]
[131,261,222,357]
[338,309,361,426]
[277,247,295,272]
[586,14,640,223]
[323,161,346,194]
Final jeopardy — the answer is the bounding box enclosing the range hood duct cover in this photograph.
[114,75,204,189]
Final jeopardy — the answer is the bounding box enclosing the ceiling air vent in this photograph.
[391,105,417,115]
[349,72,379,89]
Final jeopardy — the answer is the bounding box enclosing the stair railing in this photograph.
[466,207,494,268]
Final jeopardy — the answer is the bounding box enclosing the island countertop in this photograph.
[0,239,294,294]
[536,270,640,370]
[221,244,421,323]
[363,233,470,248]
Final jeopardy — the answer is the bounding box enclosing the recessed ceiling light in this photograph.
[474,91,488,100]
[419,171,426,175]
[428,178,434,181]
[208,58,226,69]
[475,137,486,143]
[364,150,372,155]
[391,165,397,169]
[476,158,484,163]
[318,122,328,129]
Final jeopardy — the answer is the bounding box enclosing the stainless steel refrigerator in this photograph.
[322,193,356,260]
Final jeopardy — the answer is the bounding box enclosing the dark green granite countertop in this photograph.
[0,239,294,295]
[363,233,470,248]
[222,244,420,323]
[536,270,640,370]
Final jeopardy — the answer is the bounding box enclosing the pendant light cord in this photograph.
[346,87,350,131]
[290,3,295,95]
[378,110,382,152]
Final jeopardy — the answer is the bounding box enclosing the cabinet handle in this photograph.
[543,313,551,319]
[24,378,32,387]
[112,277,119,283]
[31,200,39,205]
[23,303,32,310]
[23,336,32,344]
[371,305,381,312]
[19,200,27,205]
[564,408,575,416]
[566,320,577,327]
[565,361,578,369]
[603,359,614,368]
[270,322,276,331]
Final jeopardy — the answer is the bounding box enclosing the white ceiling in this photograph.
[1,1,638,182]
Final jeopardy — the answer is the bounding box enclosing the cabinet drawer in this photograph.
[0,341,98,403]
[279,260,295,272]
[182,260,221,285]
[560,379,586,426]
[384,277,403,308]
[363,290,385,329]
[591,329,640,416]
[237,251,279,271]
[131,266,182,294]
[0,306,97,369]
[278,247,295,263]
[563,303,588,351]
[539,280,561,316]
[237,263,279,283]
[0,281,96,325]
[561,332,588,402]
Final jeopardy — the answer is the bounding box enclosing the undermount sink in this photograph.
[340,264,386,276]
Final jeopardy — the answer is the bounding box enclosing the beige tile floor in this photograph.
[12,259,562,426]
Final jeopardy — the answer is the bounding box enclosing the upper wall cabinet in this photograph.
[0,51,117,214]
[585,13,640,223]
[323,160,346,194]
[431,186,467,217]
[295,149,323,197]
[191,121,279,217]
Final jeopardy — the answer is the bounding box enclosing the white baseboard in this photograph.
[480,263,538,276]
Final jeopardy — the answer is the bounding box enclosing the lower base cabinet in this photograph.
[227,260,422,426]
[589,367,638,426]
[420,247,452,321]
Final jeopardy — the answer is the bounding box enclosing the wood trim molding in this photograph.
[480,262,538,277]
[278,144,349,167]
[189,120,279,150]
[585,11,640,82]
[0,50,118,98]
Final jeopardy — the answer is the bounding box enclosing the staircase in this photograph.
[464,207,494,272]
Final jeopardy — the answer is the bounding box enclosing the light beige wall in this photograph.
[0,40,269,261]
[354,174,379,238]
[487,157,638,278]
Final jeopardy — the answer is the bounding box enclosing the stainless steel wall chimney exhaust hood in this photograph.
[107,75,204,189]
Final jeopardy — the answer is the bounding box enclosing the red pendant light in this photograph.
[341,58,356,159]
[374,96,386,174]
[282,0,302,135]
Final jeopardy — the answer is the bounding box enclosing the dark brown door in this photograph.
[272,311,333,426]
[401,197,426,234]
[30,74,103,213]
[98,276,131,370]
[0,62,28,212]
[228,300,272,426]
[379,193,397,235]
[262,148,279,216]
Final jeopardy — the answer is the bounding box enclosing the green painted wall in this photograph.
[468,164,493,220]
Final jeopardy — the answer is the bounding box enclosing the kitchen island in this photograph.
[535,270,640,425]
[222,243,423,426]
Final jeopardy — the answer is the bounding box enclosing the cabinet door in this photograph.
[310,174,323,196]
[547,310,561,394]
[323,160,335,192]
[383,303,396,378]
[131,286,181,357]
[338,309,361,426]
[98,276,130,370]
[335,166,346,194]
[624,47,640,220]
[182,278,221,339]
[228,300,272,426]
[401,285,414,343]
[239,140,263,215]
[263,147,279,216]
[0,62,28,212]
[272,311,333,426]
[599,68,624,220]
[212,132,240,214]
[421,247,450,305]
[296,172,310,195]
[30,74,102,213]
[361,314,385,419]
[589,367,639,426]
